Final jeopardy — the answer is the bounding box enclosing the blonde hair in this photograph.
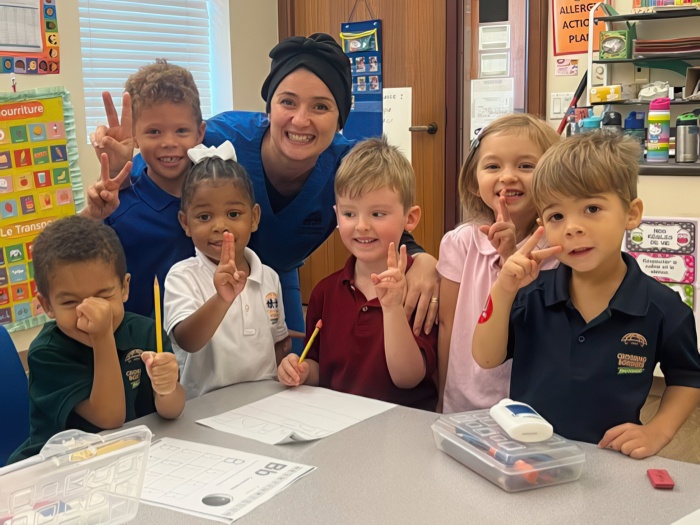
[459,113,560,224]
[335,136,415,210]
[532,131,640,213]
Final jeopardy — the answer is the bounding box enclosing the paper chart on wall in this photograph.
[197,386,395,445]
[141,438,315,523]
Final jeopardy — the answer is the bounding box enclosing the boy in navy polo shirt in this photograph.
[82,59,206,318]
[473,132,700,458]
[276,137,437,409]
[9,216,185,463]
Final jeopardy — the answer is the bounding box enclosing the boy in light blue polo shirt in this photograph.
[473,132,700,458]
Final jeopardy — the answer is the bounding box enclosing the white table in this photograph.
[129,381,700,525]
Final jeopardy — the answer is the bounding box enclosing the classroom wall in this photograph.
[546,0,700,218]
[5,1,278,352]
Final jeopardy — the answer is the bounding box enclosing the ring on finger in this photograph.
[430,297,439,304]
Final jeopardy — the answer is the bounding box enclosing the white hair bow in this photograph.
[187,141,238,164]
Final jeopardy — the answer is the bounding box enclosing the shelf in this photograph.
[593,54,700,63]
[590,100,700,106]
[595,9,700,23]
[639,161,700,176]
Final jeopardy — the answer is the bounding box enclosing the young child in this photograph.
[82,59,206,318]
[9,216,185,463]
[473,132,700,458]
[277,137,437,409]
[164,142,290,399]
[437,114,560,413]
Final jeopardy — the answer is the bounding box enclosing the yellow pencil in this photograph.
[298,319,323,364]
[154,276,163,353]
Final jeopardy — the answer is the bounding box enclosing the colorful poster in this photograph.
[0,87,82,331]
[0,0,60,75]
[551,0,605,56]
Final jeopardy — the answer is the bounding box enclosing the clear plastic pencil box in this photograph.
[432,410,585,492]
[0,425,152,524]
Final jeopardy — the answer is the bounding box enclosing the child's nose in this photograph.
[498,168,517,183]
[564,220,584,236]
[355,215,370,231]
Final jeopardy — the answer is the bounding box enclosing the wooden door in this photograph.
[281,0,456,303]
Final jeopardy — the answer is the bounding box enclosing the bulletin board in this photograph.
[0,0,60,75]
[0,87,83,332]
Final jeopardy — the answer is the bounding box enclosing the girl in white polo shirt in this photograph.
[164,141,290,399]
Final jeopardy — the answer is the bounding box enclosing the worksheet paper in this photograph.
[196,386,395,444]
[141,438,315,523]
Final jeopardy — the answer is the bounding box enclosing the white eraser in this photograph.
[489,398,553,443]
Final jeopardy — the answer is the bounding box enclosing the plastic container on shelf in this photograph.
[624,111,646,160]
[0,425,152,524]
[432,410,585,493]
[647,97,671,162]
[675,112,699,163]
[580,115,603,133]
[602,111,623,134]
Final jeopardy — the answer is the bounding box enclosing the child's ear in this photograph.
[250,203,261,233]
[178,210,191,237]
[536,217,543,228]
[626,198,644,230]
[197,121,206,143]
[333,205,340,228]
[121,273,131,302]
[36,293,54,319]
[405,205,421,233]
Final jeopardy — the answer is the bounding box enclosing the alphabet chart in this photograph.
[0,87,82,331]
[141,438,315,523]
[197,386,395,445]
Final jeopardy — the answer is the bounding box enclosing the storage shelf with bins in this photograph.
[587,2,700,175]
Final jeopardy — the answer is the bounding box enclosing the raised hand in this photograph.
[75,297,114,342]
[83,154,132,220]
[372,243,408,308]
[498,227,562,294]
[90,92,135,179]
[213,232,247,304]
[142,351,179,396]
[479,193,517,262]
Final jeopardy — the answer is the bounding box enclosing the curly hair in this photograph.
[125,58,202,124]
[33,216,127,296]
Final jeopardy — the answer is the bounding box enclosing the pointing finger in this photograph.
[121,92,133,132]
[498,195,511,223]
[103,91,119,128]
[531,245,563,263]
[397,244,407,275]
[518,226,545,256]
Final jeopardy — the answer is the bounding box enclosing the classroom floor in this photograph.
[641,394,700,464]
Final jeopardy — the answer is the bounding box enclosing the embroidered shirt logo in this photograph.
[621,333,647,347]
[124,349,143,388]
[265,292,280,324]
[617,353,647,375]
[125,349,144,363]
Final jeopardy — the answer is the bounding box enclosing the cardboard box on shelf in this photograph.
[685,67,700,100]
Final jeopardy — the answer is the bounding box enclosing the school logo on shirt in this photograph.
[621,332,648,348]
[617,352,647,375]
[124,349,143,388]
[265,292,280,325]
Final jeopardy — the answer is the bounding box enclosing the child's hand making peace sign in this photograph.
[497,227,562,294]
[214,232,247,304]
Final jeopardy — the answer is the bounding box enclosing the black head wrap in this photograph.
[261,33,351,129]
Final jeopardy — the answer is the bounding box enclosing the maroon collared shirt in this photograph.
[306,255,438,410]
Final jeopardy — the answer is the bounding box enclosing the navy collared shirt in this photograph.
[506,252,700,443]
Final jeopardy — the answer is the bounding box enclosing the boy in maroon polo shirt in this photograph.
[277,137,437,410]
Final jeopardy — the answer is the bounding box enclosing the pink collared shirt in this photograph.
[437,223,557,413]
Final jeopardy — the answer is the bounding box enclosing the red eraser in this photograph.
[647,469,674,490]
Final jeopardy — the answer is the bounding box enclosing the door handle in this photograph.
[409,122,438,135]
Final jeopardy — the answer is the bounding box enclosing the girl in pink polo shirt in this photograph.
[436,114,560,413]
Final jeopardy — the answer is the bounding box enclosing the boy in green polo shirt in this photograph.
[9,216,185,463]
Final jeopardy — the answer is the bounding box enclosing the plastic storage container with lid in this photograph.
[432,410,585,492]
[0,425,152,524]
[624,111,646,160]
